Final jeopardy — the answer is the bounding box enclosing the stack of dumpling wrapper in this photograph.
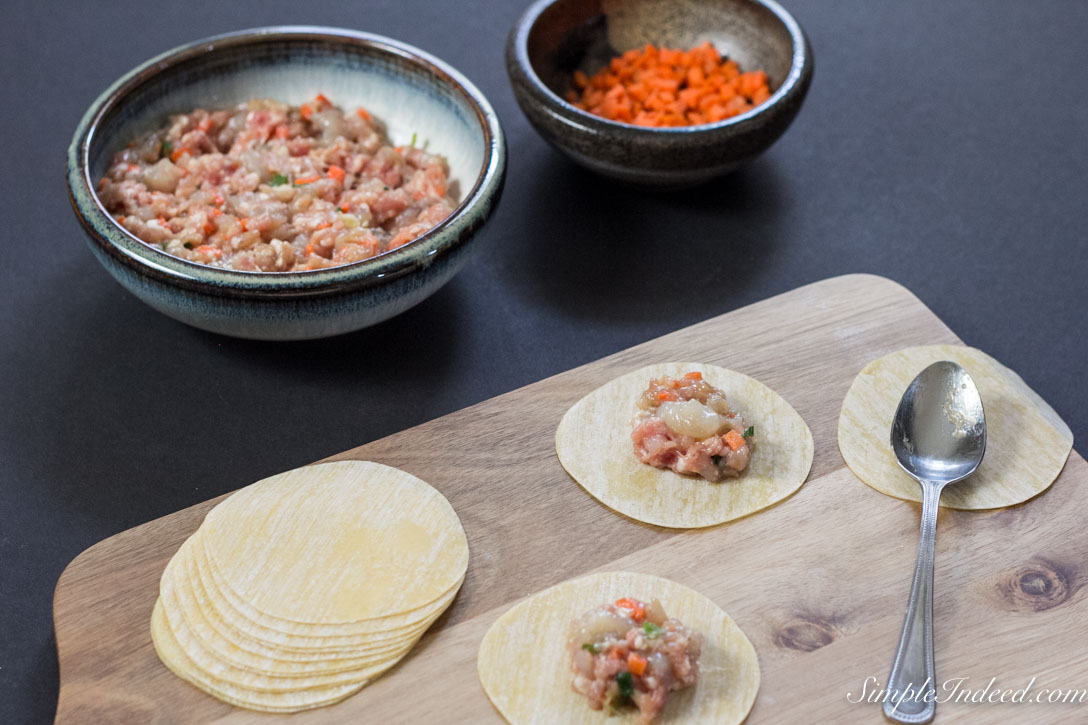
[151,460,469,712]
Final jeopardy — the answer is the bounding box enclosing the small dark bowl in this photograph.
[506,0,812,185]
[68,27,505,340]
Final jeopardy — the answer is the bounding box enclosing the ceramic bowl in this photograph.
[68,26,505,341]
[506,0,812,185]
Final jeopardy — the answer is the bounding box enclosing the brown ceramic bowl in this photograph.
[506,0,813,185]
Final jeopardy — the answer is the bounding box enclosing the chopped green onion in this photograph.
[581,643,599,653]
[338,206,347,213]
[160,140,173,158]
[269,172,289,186]
[410,132,418,147]
[615,671,634,699]
[642,622,662,638]
[743,426,754,438]
[183,241,193,249]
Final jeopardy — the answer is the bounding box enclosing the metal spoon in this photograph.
[883,361,986,723]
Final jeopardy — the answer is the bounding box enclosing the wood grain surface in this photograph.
[53,275,1088,724]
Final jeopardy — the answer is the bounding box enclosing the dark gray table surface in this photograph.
[2,1,1086,722]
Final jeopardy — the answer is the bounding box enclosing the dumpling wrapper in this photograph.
[556,363,814,528]
[838,345,1073,509]
[152,600,367,713]
[162,538,434,677]
[191,531,461,644]
[158,589,414,693]
[477,571,759,725]
[201,460,469,624]
[151,460,469,712]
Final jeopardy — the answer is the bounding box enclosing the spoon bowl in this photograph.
[891,360,987,484]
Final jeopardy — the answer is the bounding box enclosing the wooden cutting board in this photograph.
[53,274,1088,724]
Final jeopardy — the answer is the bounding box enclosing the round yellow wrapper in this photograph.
[151,460,469,712]
[202,460,469,624]
[556,363,814,528]
[191,531,460,645]
[160,588,415,693]
[162,539,429,676]
[181,558,451,663]
[477,571,760,724]
[152,600,367,713]
[838,345,1073,509]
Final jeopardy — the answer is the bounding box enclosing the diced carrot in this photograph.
[355,107,372,122]
[737,70,768,98]
[195,245,222,258]
[684,371,702,380]
[304,243,314,256]
[656,390,676,402]
[293,175,321,185]
[300,103,313,120]
[724,429,746,451]
[627,653,647,676]
[678,87,702,109]
[239,218,249,231]
[724,95,750,116]
[170,147,189,163]
[198,117,213,133]
[315,222,333,230]
[615,598,646,622]
[327,165,346,183]
[211,208,223,217]
[315,93,331,105]
[274,124,289,139]
[567,43,771,127]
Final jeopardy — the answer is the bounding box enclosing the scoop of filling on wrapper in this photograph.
[477,571,759,724]
[631,371,753,482]
[568,597,701,723]
[556,363,813,528]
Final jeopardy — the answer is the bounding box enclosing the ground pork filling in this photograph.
[630,371,752,481]
[568,598,701,724]
[97,94,457,272]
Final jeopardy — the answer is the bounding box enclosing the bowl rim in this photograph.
[508,0,811,136]
[67,25,505,297]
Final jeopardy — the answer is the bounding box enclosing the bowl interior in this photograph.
[87,33,487,210]
[527,0,796,104]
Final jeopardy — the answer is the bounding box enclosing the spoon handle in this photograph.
[883,481,941,723]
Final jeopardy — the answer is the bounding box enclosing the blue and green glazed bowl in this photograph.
[68,26,506,340]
